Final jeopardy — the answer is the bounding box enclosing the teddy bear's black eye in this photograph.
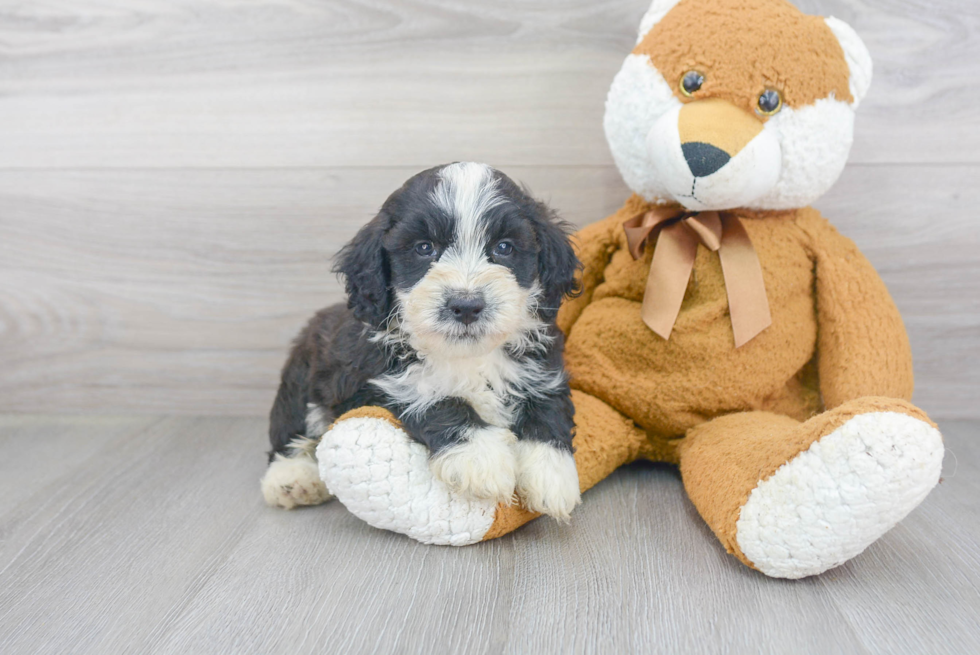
[415,241,435,257]
[680,71,704,97]
[758,89,782,115]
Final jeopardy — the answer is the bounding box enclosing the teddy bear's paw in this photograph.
[736,411,944,579]
[429,426,518,505]
[261,454,333,510]
[317,416,498,546]
[513,441,581,522]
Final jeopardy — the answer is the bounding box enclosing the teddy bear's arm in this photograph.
[800,209,915,409]
[556,212,624,335]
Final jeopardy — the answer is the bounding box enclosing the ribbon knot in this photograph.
[623,207,772,348]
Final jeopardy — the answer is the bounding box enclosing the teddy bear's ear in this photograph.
[636,0,683,44]
[825,16,873,108]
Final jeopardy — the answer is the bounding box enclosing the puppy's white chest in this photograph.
[460,382,512,427]
[372,350,519,427]
[435,352,517,426]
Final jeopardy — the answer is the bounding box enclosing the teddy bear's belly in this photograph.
[564,289,820,438]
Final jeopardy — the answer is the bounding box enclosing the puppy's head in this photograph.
[335,162,578,358]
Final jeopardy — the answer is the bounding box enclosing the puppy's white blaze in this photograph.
[431,162,508,304]
[433,162,505,259]
[514,441,581,522]
[429,425,518,504]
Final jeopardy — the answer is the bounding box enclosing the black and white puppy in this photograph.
[260,162,581,520]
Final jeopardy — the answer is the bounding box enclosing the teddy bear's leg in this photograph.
[317,392,647,545]
[481,390,649,539]
[677,397,944,578]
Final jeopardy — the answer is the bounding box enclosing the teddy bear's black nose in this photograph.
[682,142,731,178]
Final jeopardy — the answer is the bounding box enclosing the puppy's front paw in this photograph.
[514,441,581,522]
[430,426,517,504]
[261,454,333,509]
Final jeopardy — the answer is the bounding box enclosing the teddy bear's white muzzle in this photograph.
[646,104,782,211]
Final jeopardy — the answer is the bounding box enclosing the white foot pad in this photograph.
[317,417,498,546]
[736,411,944,579]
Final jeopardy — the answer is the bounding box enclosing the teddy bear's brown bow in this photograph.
[623,207,772,348]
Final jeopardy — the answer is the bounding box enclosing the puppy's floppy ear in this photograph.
[334,213,391,326]
[530,200,580,322]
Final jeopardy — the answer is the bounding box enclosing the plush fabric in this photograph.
[557,198,915,438]
[317,408,500,546]
[635,0,855,113]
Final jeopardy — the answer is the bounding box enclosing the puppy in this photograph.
[260,162,582,520]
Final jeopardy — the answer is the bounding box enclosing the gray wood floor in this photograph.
[1,414,977,655]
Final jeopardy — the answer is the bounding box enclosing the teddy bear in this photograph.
[312,0,945,578]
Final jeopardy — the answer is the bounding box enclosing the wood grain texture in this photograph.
[1,415,978,654]
[0,0,976,168]
[0,0,978,417]
[0,166,630,415]
[1,164,975,417]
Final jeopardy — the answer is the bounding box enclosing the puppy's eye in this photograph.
[415,241,435,257]
[757,89,782,115]
[680,71,704,97]
[493,241,514,257]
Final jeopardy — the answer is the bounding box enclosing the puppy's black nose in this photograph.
[681,142,731,178]
[447,296,485,326]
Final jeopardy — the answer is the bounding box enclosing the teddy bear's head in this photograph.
[604,0,872,211]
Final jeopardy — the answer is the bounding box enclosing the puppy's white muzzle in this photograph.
[399,254,534,358]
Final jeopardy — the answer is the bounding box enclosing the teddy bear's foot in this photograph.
[317,394,651,544]
[316,410,499,546]
[261,452,333,509]
[735,411,943,579]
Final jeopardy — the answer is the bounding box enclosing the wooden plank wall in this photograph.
[0,0,977,418]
